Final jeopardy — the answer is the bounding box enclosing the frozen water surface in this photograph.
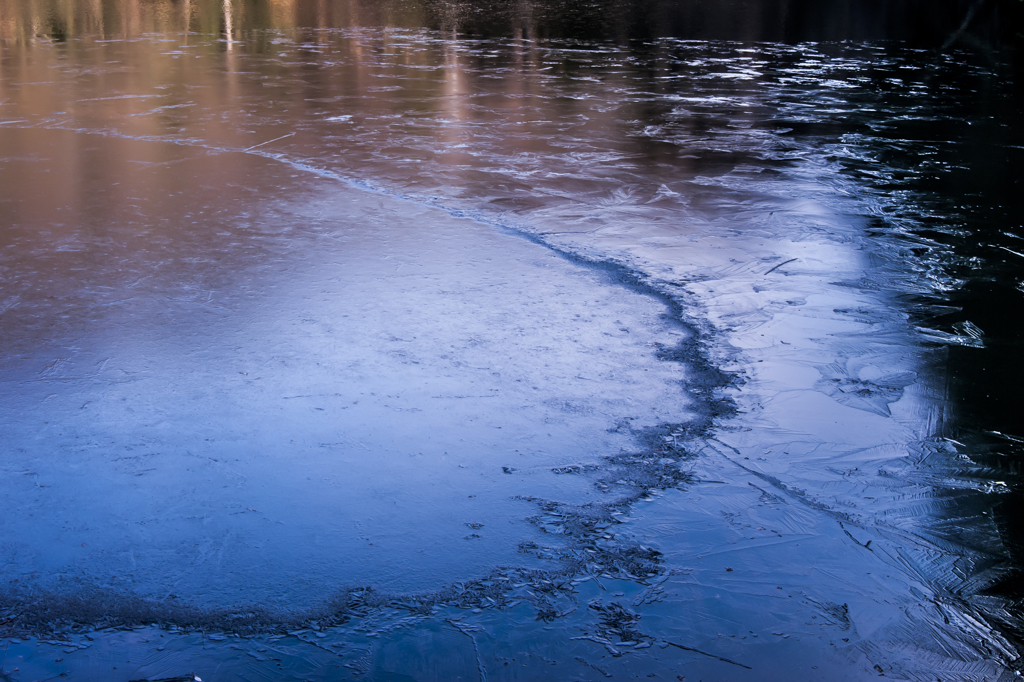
[0,127,695,605]
[1,2,1023,681]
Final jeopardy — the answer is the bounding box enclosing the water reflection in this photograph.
[2,0,1020,43]
[0,0,418,40]
[1,0,1023,678]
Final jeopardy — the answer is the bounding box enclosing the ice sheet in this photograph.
[1,9,1022,681]
[0,128,698,607]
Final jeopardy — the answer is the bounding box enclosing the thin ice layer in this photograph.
[0,128,693,609]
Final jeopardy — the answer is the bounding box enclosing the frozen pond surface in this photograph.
[1,2,1023,680]
[1,127,696,605]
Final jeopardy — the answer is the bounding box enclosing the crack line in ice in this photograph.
[0,123,740,638]
[1,121,1015,675]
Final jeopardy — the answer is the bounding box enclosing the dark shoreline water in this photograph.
[2,1,1024,679]
[5,0,1023,46]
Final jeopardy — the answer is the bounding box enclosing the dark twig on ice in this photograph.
[764,258,798,276]
[663,640,752,669]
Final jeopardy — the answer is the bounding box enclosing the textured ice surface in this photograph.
[1,11,1022,682]
[0,128,694,607]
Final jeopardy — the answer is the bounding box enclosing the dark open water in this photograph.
[1,1,1023,680]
